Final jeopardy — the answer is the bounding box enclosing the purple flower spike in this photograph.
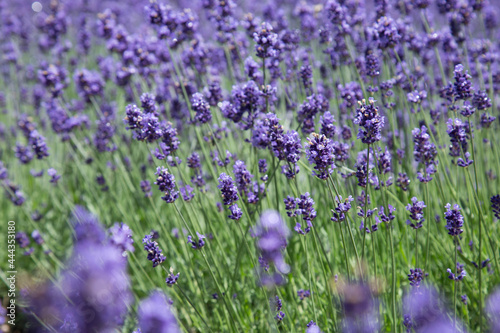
[444,203,464,236]
[306,133,336,180]
[353,98,384,145]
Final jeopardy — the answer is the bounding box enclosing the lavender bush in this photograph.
[1,0,500,331]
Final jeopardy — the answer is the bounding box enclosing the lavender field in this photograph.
[1,0,500,332]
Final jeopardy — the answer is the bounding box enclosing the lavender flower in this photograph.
[403,287,454,332]
[191,92,212,124]
[154,167,179,203]
[31,230,44,245]
[472,90,492,110]
[187,152,201,169]
[297,289,311,300]
[5,181,26,206]
[408,268,426,287]
[141,93,157,114]
[306,320,321,333]
[109,222,134,253]
[255,210,290,274]
[143,234,166,268]
[47,168,61,183]
[217,173,239,205]
[320,111,336,139]
[228,204,242,220]
[486,288,500,332]
[16,232,30,248]
[165,267,180,287]
[27,207,132,332]
[187,232,206,250]
[254,22,278,58]
[446,118,468,157]
[140,180,153,198]
[179,185,194,201]
[353,98,384,145]
[444,203,464,236]
[338,281,379,332]
[306,133,335,180]
[491,195,500,220]
[406,197,426,229]
[412,125,437,168]
[457,152,473,167]
[453,64,473,100]
[447,262,467,281]
[138,291,180,333]
[331,195,354,223]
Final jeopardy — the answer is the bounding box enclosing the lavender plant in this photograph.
[1,0,500,332]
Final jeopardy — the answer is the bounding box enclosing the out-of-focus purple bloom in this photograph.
[412,125,437,168]
[26,206,131,332]
[16,232,30,248]
[298,94,329,134]
[47,168,61,184]
[407,90,427,104]
[141,180,153,198]
[180,185,195,202]
[306,320,321,333]
[338,281,379,332]
[297,289,311,300]
[31,230,44,245]
[460,103,476,117]
[486,287,500,332]
[403,286,455,332]
[255,210,290,274]
[29,130,50,160]
[187,152,201,169]
[0,162,8,180]
[138,291,180,333]
[15,143,34,164]
[480,113,496,128]
[396,172,411,191]
[74,69,104,102]
[109,222,134,253]
[373,16,400,49]
[71,206,106,243]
